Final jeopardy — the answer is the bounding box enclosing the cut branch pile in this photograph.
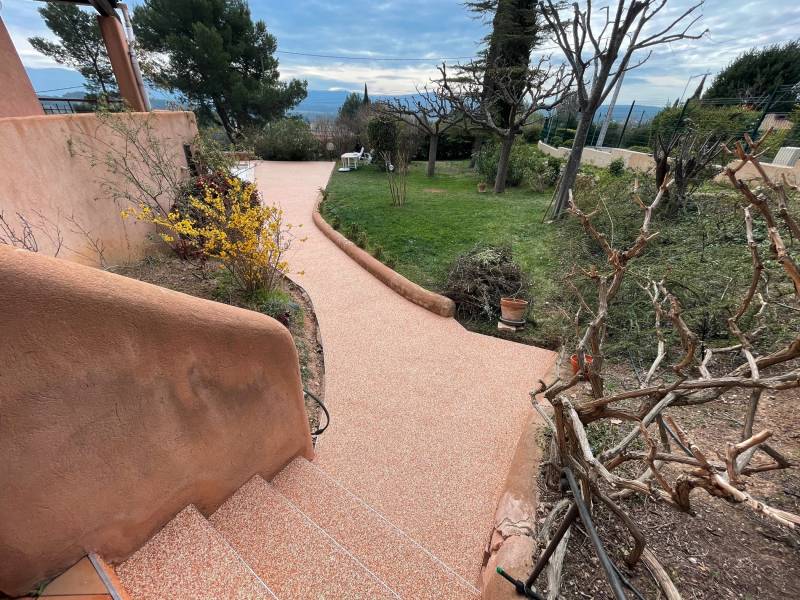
[533,130,799,597]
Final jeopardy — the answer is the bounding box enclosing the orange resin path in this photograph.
[259,161,556,585]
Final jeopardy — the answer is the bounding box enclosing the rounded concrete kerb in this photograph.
[312,192,456,318]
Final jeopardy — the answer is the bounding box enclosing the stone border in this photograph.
[480,412,544,600]
[312,193,456,318]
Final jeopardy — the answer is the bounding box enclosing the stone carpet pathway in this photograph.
[257,161,556,585]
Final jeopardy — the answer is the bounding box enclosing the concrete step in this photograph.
[210,476,399,599]
[272,458,481,599]
[116,505,276,600]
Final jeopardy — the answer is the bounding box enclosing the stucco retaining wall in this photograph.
[0,111,197,267]
[0,246,314,596]
[538,141,800,185]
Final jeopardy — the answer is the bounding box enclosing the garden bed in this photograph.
[110,254,324,435]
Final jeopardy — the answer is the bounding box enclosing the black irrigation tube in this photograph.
[497,467,639,599]
[304,388,330,436]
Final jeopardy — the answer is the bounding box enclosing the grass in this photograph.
[322,160,560,344]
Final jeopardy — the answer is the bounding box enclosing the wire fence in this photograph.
[540,83,800,156]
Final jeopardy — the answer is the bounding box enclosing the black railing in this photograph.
[497,467,644,599]
[38,97,125,115]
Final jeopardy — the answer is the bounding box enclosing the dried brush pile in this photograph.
[444,245,530,320]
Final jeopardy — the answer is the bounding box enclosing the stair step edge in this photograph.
[273,458,482,597]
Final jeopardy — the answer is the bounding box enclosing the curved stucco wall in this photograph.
[0,247,314,596]
[0,111,197,267]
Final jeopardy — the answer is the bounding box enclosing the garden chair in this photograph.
[340,147,372,171]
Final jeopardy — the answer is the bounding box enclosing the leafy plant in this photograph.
[608,157,625,176]
[124,177,295,296]
[367,116,398,168]
[252,118,321,161]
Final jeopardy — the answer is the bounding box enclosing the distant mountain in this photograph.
[24,68,666,123]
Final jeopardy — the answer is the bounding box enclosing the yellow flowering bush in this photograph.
[122,177,296,296]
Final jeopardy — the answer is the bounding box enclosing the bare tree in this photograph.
[526,130,799,598]
[378,85,460,177]
[542,0,707,218]
[439,57,572,193]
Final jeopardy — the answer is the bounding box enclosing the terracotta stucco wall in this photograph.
[0,247,314,596]
[0,111,197,266]
[0,18,44,118]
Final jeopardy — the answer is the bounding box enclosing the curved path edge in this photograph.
[312,194,456,318]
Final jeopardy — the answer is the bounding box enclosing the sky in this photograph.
[3,0,800,106]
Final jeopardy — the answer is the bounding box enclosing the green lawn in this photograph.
[321,160,560,345]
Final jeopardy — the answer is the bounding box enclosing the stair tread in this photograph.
[210,476,399,600]
[116,505,276,600]
[272,458,480,599]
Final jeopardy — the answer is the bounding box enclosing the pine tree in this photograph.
[133,0,307,140]
[363,83,370,105]
[29,4,117,96]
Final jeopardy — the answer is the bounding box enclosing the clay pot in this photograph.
[500,297,528,322]
[477,182,488,193]
[570,353,594,374]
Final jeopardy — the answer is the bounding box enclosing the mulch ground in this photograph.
[534,365,800,599]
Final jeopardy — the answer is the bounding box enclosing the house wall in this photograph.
[0,111,197,266]
[0,246,314,596]
[0,18,44,118]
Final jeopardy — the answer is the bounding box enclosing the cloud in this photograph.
[5,0,799,101]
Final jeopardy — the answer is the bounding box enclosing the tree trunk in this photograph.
[552,111,594,217]
[494,133,515,194]
[426,133,439,177]
[214,99,237,143]
[469,136,482,168]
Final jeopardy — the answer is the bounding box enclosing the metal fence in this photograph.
[38,97,125,115]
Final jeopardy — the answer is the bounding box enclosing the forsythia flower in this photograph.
[121,176,295,295]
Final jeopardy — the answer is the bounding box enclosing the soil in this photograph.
[533,364,800,600]
[109,254,324,437]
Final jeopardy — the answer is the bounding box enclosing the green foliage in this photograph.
[367,116,399,164]
[608,158,625,177]
[252,118,321,161]
[133,0,307,140]
[651,104,757,140]
[475,140,561,191]
[354,230,368,249]
[371,244,384,260]
[192,132,237,175]
[29,4,116,95]
[443,245,530,321]
[705,41,800,110]
[339,92,364,120]
[254,288,300,327]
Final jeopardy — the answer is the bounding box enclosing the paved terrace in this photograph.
[258,161,556,584]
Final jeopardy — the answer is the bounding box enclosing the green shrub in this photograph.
[354,230,368,249]
[253,118,321,161]
[371,244,384,260]
[608,158,625,176]
[443,245,530,321]
[256,288,300,326]
[345,221,361,239]
[476,140,562,191]
[192,131,236,174]
[367,115,398,166]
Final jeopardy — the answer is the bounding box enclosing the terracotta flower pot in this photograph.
[570,353,594,375]
[477,182,488,193]
[500,297,528,322]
